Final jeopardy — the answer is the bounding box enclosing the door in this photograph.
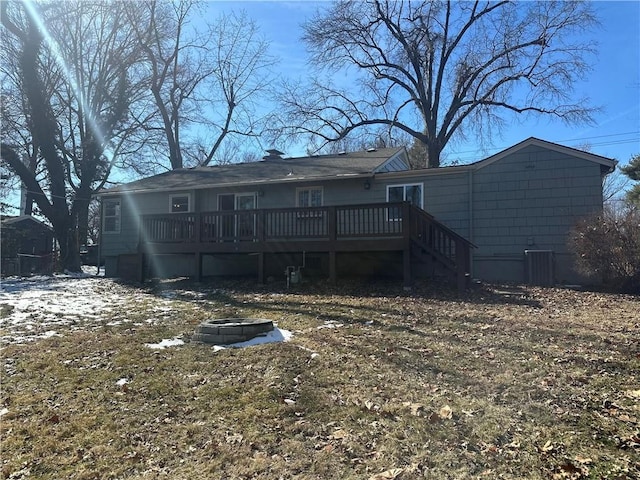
[218,194,235,240]
[236,194,256,239]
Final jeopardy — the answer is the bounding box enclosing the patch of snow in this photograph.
[0,274,179,346]
[145,337,185,349]
[41,330,60,338]
[212,327,292,352]
[317,321,343,329]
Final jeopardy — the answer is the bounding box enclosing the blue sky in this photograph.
[210,0,640,167]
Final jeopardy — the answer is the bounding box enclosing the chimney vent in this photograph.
[262,149,285,160]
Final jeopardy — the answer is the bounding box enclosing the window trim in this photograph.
[169,193,192,213]
[385,183,423,208]
[296,186,323,208]
[235,192,258,210]
[102,198,121,234]
[386,183,424,221]
[296,186,324,218]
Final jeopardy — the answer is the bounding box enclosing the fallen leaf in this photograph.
[559,461,582,474]
[404,402,426,417]
[329,428,349,440]
[369,467,405,480]
[625,389,640,399]
[540,440,555,453]
[438,405,453,420]
[225,433,243,445]
[574,455,592,465]
[46,413,60,424]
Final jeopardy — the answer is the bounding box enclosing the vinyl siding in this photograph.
[101,143,607,284]
[471,145,604,283]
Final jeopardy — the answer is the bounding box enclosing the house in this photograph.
[97,137,615,287]
[1,215,55,276]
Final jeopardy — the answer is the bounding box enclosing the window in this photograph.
[386,183,423,220]
[296,186,323,218]
[170,194,190,213]
[296,186,323,208]
[103,199,121,233]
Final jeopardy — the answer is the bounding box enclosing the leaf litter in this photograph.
[0,274,638,478]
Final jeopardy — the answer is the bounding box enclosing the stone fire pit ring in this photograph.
[192,318,274,345]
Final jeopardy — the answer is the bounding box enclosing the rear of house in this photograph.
[381,138,614,284]
[98,138,614,286]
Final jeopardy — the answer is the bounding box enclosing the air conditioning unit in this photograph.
[524,250,554,286]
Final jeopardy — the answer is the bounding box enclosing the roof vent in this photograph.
[366,147,377,152]
[262,149,285,160]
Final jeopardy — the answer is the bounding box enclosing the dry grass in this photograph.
[1,278,639,479]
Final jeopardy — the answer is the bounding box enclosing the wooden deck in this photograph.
[138,202,474,291]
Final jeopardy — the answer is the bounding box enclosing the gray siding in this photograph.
[471,145,603,283]
[101,143,607,284]
[370,172,471,239]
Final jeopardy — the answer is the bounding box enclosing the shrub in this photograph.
[569,206,640,293]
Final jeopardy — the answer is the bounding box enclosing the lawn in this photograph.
[1,276,638,479]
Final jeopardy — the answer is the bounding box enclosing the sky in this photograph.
[210,0,640,167]
[2,1,639,215]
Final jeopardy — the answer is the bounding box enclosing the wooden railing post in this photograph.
[328,206,337,284]
[194,212,201,243]
[258,210,265,242]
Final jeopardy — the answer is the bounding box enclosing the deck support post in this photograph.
[402,202,413,289]
[456,239,469,294]
[403,248,412,289]
[328,206,337,284]
[329,251,336,284]
[137,253,146,284]
[257,252,265,284]
[195,252,203,282]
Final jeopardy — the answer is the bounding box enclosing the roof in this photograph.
[1,215,53,230]
[471,137,617,170]
[376,137,616,181]
[99,147,408,196]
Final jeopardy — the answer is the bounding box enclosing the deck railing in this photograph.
[139,202,474,289]
[140,202,409,244]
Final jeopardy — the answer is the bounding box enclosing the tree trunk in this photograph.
[426,140,441,169]
[52,215,82,272]
[75,194,91,248]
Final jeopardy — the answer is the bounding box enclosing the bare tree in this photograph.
[129,1,277,170]
[277,0,598,167]
[621,154,640,206]
[1,1,148,271]
[603,169,631,209]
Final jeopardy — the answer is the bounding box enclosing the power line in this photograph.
[448,132,639,161]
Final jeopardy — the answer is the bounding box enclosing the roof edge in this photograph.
[472,137,617,170]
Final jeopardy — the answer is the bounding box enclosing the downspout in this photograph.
[468,169,474,278]
[97,197,103,276]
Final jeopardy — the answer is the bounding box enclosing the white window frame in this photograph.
[296,186,323,207]
[296,186,323,218]
[235,192,258,210]
[169,193,191,213]
[103,198,121,234]
[386,183,423,221]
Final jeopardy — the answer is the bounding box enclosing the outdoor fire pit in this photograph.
[192,318,274,345]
